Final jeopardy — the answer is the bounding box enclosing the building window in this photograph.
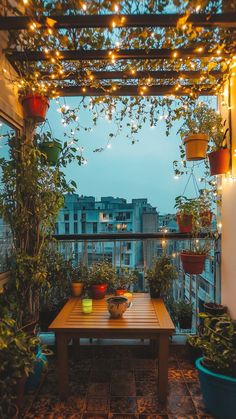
[65,223,70,234]
[93,222,97,233]
[109,213,113,219]
[64,214,69,221]
[126,212,131,219]
[123,254,130,265]
[81,213,86,221]
[74,222,78,234]
[74,213,78,221]
[54,222,59,235]
[82,222,86,234]
[107,224,113,231]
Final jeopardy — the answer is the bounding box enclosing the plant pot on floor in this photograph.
[21,95,49,122]
[71,282,84,297]
[208,148,230,176]
[39,140,62,165]
[178,315,192,330]
[204,302,227,316]
[180,252,206,275]
[176,213,193,233]
[91,284,108,299]
[184,133,209,161]
[196,357,236,419]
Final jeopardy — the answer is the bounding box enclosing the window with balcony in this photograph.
[65,223,70,234]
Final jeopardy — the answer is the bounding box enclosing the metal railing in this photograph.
[52,232,221,334]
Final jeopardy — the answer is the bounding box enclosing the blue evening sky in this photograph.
[47,97,215,214]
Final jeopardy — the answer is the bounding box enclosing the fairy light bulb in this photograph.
[82,3,87,11]
[114,4,119,12]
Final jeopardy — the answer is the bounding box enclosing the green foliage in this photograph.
[115,268,137,290]
[175,195,198,216]
[88,260,116,287]
[175,300,193,321]
[145,255,177,296]
[0,317,39,418]
[190,315,236,376]
[177,103,220,139]
[72,260,89,283]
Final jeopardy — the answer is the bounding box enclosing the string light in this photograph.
[82,3,87,11]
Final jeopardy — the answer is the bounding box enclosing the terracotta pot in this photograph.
[107,296,129,318]
[91,284,108,299]
[180,252,206,275]
[71,282,84,297]
[21,94,49,122]
[176,213,193,233]
[208,148,230,176]
[39,140,62,166]
[115,289,127,296]
[184,133,209,161]
[200,211,213,227]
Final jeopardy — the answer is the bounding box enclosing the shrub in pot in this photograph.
[0,317,39,418]
[145,254,177,298]
[176,300,193,329]
[194,315,236,419]
[204,302,227,316]
[186,335,203,365]
[174,196,198,233]
[88,260,116,299]
[21,94,49,122]
[71,261,88,297]
[207,116,230,176]
[115,268,137,295]
[35,131,62,166]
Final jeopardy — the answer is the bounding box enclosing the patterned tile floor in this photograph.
[21,344,215,419]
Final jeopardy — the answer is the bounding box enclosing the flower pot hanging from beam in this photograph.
[180,252,206,275]
[184,134,209,161]
[208,148,230,176]
[21,95,49,122]
[176,213,193,233]
[39,140,62,165]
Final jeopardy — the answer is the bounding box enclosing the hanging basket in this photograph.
[21,95,49,122]
[184,134,209,161]
[39,140,62,165]
[176,213,193,233]
[180,252,206,275]
[208,148,230,176]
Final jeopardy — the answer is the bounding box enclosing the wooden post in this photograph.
[158,333,169,403]
[57,333,69,399]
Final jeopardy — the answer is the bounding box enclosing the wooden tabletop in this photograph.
[49,293,175,334]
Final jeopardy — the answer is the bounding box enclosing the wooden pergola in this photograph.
[1,11,236,97]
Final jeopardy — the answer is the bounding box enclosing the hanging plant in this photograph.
[207,119,230,176]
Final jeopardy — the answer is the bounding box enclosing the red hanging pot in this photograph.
[91,284,108,299]
[176,213,193,233]
[200,211,212,227]
[208,148,230,176]
[21,94,49,122]
[180,252,206,275]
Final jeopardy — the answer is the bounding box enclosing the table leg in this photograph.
[73,337,80,360]
[57,333,69,399]
[158,333,169,403]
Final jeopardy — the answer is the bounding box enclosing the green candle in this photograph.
[82,298,93,314]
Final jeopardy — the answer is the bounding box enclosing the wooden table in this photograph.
[49,293,175,402]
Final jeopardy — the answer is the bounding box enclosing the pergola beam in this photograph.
[41,70,223,81]
[7,48,231,62]
[1,13,236,30]
[56,85,214,97]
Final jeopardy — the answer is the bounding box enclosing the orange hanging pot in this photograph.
[21,94,50,122]
[184,134,209,161]
[208,148,230,176]
[180,252,206,275]
[176,213,193,233]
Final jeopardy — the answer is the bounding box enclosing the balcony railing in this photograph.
[52,232,221,334]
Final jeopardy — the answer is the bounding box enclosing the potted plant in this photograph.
[88,260,116,299]
[174,195,198,233]
[177,103,216,161]
[203,302,227,316]
[180,248,207,275]
[195,315,236,419]
[145,254,177,298]
[35,131,62,166]
[0,317,39,418]
[176,300,193,329]
[115,268,136,295]
[197,192,213,227]
[207,117,230,176]
[71,261,88,297]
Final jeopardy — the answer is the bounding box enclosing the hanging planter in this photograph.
[21,95,49,122]
[180,252,206,275]
[183,134,209,161]
[208,148,230,176]
[39,140,62,166]
[176,213,193,233]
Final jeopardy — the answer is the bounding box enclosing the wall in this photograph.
[221,62,236,318]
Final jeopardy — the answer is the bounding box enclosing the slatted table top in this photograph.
[49,293,175,334]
